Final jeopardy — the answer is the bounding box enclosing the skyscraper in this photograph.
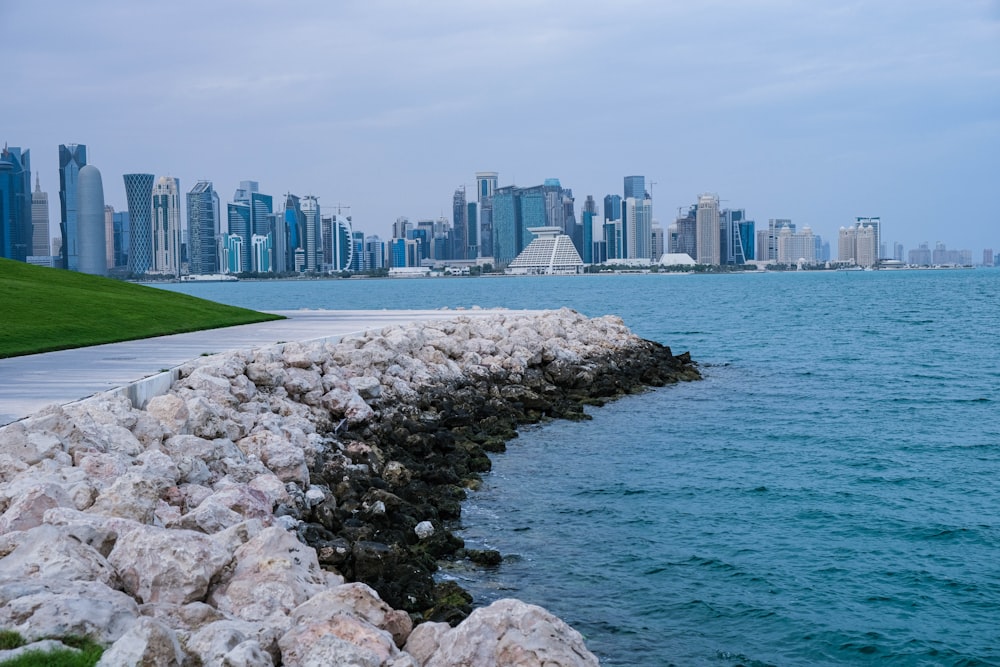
[124,173,154,275]
[187,181,220,275]
[77,165,107,275]
[152,176,182,275]
[301,195,321,272]
[452,186,468,260]
[696,193,720,265]
[0,145,32,261]
[112,210,130,269]
[623,175,645,201]
[58,144,86,270]
[475,172,497,259]
[855,217,881,260]
[284,194,306,272]
[231,181,274,273]
[624,197,652,260]
[31,173,49,257]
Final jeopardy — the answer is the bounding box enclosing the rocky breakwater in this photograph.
[0,308,698,666]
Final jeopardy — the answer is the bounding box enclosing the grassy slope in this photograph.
[0,258,283,358]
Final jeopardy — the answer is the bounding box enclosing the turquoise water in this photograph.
[159,271,1000,666]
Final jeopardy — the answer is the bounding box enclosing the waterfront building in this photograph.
[284,194,306,272]
[0,145,32,261]
[112,210,130,269]
[230,182,274,273]
[908,242,931,266]
[322,212,353,272]
[223,233,244,273]
[651,224,664,261]
[227,203,252,273]
[672,205,697,259]
[251,234,271,273]
[77,164,107,275]
[624,175,645,201]
[721,209,753,265]
[624,196,653,260]
[365,235,386,270]
[123,173,154,275]
[301,195,321,272]
[452,186,468,260]
[151,176,182,275]
[187,181,220,275]
[776,225,816,265]
[839,222,876,267]
[104,206,114,269]
[506,227,584,275]
[467,200,478,259]
[475,172,497,258]
[603,194,623,260]
[349,231,367,272]
[31,173,49,257]
[695,193,720,265]
[984,249,994,266]
[58,144,86,269]
[856,217,881,260]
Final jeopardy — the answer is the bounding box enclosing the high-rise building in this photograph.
[838,222,876,267]
[151,176,182,275]
[104,205,115,269]
[856,217,881,260]
[695,194,720,265]
[31,173,49,258]
[301,195,321,272]
[624,175,645,201]
[187,181,220,275]
[475,172,498,259]
[283,194,305,272]
[624,196,652,260]
[322,213,353,272]
[0,145,32,261]
[230,182,274,273]
[112,210,130,269]
[123,173,154,275]
[76,165,107,275]
[452,186,468,260]
[777,225,816,265]
[58,144,87,269]
[227,203,252,273]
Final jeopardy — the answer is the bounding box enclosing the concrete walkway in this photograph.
[0,309,524,426]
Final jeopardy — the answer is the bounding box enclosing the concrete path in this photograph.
[0,308,525,426]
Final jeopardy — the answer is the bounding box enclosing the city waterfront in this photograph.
[161,269,1000,666]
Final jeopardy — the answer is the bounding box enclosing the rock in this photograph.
[0,524,117,586]
[0,577,140,644]
[414,521,435,540]
[403,621,451,666]
[96,617,186,666]
[421,598,600,667]
[277,612,409,667]
[187,619,282,667]
[146,394,190,435]
[0,482,74,534]
[290,583,413,648]
[108,525,233,605]
[87,471,171,524]
[209,526,329,621]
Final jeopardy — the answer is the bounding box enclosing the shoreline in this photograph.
[0,308,699,665]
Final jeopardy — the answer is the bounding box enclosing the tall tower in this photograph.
[152,176,182,275]
[624,175,645,201]
[475,172,498,259]
[0,146,32,261]
[58,144,87,270]
[31,173,50,257]
[77,165,107,276]
[187,181,220,275]
[452,186,468,260]
[123,173,155,275]
[301,195,321,272]
[696,193,720,265]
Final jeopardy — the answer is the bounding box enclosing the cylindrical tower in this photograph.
[77,165,107,275]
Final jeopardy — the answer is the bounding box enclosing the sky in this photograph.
[4,0,999,254]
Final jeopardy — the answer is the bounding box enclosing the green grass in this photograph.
[0,258,284,358]
[0,632,103,667]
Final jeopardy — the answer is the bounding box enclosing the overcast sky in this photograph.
[4,0,999,252]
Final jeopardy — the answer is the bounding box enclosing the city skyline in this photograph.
[3,1,997,254]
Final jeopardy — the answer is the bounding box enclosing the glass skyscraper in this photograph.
[123,173,154,275]
[0,145,32,261]
[58,144,87,270]
[187,181,220,275]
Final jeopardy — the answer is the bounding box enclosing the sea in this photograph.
[158,269,1000,667]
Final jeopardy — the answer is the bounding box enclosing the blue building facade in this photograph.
[0,145,32,261]
[187,181,219,275]
[123,173,154,275]
[58,144,87,270]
